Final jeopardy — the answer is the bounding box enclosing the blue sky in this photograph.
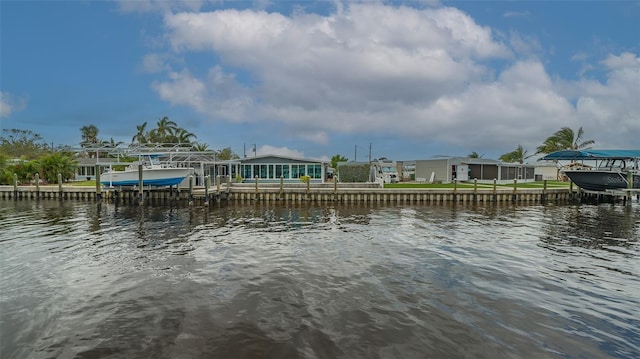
[1,0,638,161]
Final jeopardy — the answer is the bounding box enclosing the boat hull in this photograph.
[100,168,191,187]
[563,170,640,192]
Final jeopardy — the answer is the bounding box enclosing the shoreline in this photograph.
[0,184,592,205]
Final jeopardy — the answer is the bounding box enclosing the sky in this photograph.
[1,0,639,162]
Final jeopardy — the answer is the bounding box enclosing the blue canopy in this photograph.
[540,149,640,161]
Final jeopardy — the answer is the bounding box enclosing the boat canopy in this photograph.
[540,149,640,161]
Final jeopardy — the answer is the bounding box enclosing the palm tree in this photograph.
[192,142,210,152]
[132,122,148,144]
[80,125,99,147]
[536,126,595,154]
[172,128,197,145]
[468,151,483,158]
[499,145,531,164]
[155,116,178,143]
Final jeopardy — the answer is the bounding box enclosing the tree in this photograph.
[171,128,197,144]
[468,151,483,158]
[106,137,124,148]
[132,122,148,144]
[216,147,240,160]
[38,152,77,183]
[192,142,210,152]
[155,116,178,143]
[499,145,531,164]
[331,154,348,169]
[80,125,99,147]
[536,126,595,154]
[0,129,49,159]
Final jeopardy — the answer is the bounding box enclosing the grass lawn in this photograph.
[385,181,570,189]
[68,180,97,186]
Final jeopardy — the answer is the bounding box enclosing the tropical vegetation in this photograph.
[535,126,595,155]
[330,154,348,169]
[499,145,531,164]
[0,122,597,185]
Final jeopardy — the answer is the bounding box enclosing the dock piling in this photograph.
[95,165,102,201]
[58,173,63,200]
[137,164,144,205]
[35,173,40,200]
[13,173,18,200]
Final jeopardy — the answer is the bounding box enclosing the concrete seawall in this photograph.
[0,184,578,205]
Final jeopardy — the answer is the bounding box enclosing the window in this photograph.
[309,164,322,178]
[241,165,252,179]
[269,165,274,179]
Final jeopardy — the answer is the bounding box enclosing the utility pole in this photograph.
[354,145,357,162]
[369,142,372,162]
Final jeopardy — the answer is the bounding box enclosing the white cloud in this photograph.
[116,0,206,13]
[255,145,305,158]
[147,3,638,151]
[0,92,28,118]
[139,53,168,73]
[601,52,640,70]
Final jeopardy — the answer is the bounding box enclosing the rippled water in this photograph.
[0,200,638,359]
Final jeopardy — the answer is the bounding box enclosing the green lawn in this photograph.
[68,180,97,186]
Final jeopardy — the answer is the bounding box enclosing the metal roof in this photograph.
[540,149,640,160]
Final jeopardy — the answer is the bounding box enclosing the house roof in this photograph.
[540,149,640,161]
[227,154,328,164]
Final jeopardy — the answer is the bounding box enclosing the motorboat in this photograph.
[541,149,640,192]
[100,155,191,187]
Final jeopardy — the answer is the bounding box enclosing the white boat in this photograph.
[541,150,640,192]
[101,155,191,187]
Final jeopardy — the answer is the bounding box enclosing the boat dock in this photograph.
[1,181,625,205]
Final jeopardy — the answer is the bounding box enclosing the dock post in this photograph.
[542,180,547,204]
[35,173,40,200]
[280,176,284,200]
[473,178,477,203]
[204,175,210,205]
[188,175,194,204]
[453,179,457,202]
[512,179,517,202]
[13,173,18,200]
[58,173,63,200]
[626,171,633,205]
[492,178,497,202]
[216,175,221,202]
[569,181,574,201]
[334,177,338,201]
[306,176,310,193]
[138,164,144,205]
[95,165,102,201]
[254,176,259,201]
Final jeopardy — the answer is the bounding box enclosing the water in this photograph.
[0,200,638,359]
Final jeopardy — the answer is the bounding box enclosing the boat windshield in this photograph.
[148,156,161,166]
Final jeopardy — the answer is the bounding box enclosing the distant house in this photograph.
[534,161,561,181]
[414,156,536,184]
[222,154,329,183]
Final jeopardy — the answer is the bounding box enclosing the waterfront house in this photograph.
[221,154,329,183]
[414,156,536,184]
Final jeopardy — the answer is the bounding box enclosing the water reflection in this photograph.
[1,200,638,358]
[540,204,639,251]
